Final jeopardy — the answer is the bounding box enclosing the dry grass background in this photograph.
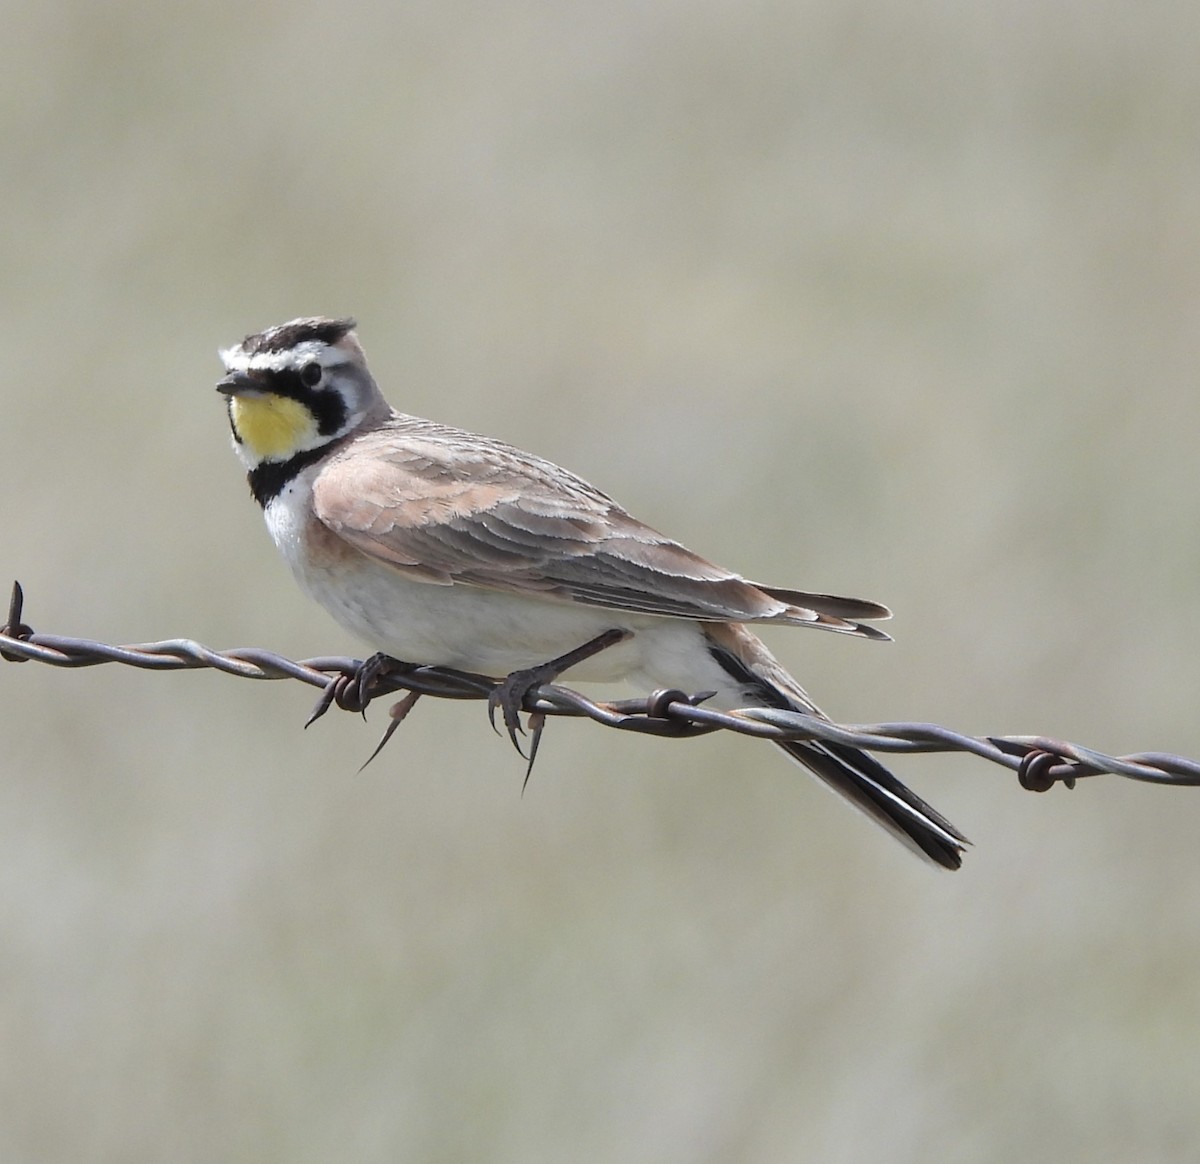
[2,1,1200,1160]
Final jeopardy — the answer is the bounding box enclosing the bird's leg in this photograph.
[488,629,630,758]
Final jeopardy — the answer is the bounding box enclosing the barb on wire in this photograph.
[3,580,1200,792]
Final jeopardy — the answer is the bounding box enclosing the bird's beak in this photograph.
[216,370,262,397]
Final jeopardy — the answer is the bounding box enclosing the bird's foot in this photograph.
[305,651,414,727]
[488,659,566,755]
[487,629,630,770]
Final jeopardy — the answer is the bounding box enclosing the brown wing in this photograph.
[311,419,890,637]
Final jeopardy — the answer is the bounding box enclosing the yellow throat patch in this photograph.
[230,394,317,460]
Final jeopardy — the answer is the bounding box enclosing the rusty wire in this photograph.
[3,580,1199,792]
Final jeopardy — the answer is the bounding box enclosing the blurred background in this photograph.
[2,1,1200,1160]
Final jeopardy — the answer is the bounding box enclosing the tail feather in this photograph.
[776,738,968,870]
[702,622,968,870]
[757,585,892,625]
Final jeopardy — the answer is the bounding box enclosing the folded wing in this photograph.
[311,422,891,639]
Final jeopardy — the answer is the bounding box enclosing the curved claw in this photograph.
[306,652,415,728]
[487,662,559,757]
[486,629,630,760]
[353,652,400,714]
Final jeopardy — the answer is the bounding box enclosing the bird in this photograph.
[216,316,968,869]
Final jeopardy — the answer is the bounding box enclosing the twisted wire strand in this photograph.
[4,581,1199,791]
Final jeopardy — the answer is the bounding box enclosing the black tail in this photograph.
[703,626,969,870]
[775,737,968,870]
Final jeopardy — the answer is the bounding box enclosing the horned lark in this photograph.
[217,317,967,868]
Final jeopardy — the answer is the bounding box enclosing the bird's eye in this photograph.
[300,362,323,388]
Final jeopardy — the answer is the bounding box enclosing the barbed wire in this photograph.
[3,580,1199,792]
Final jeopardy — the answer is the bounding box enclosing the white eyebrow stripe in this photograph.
[220,341,336,373]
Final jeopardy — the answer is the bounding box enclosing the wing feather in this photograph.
[310,419,889,636]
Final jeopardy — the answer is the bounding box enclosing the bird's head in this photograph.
[217,316,387,470]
